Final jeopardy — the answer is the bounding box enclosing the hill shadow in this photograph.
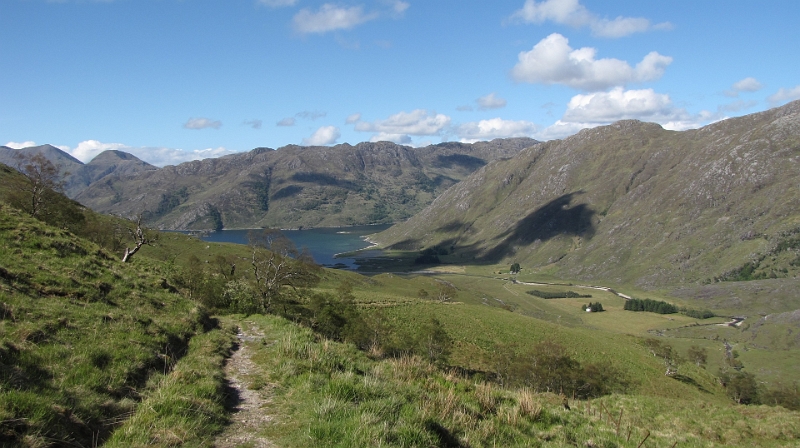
[482,192,595,261]
[434,154,486,171]
[272,185,304,200]
[291,172,359,190]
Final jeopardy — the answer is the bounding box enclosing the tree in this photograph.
[11,153,66,220]
[248,228,320,313]
[435,281,457,302]
[121,215,158,263]
[720,370,759,404]
[688,345,708,368]
[510,263,521,274]
[416,317,453,365]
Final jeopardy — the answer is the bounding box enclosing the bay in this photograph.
[196,224,392,269]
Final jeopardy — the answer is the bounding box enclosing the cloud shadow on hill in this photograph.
[481,192,595,262]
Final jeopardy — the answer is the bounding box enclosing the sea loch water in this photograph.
[196,224,392,269]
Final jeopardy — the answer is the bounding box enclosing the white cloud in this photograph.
[536,87,697,140]
[369,133,412,144]
[456,105,474,112]
[293,4,378,34]
[510,33,672,90]
[511,0,671,38]
[354,109,451,136]
[767,85,800,105]
[725,77,763,97]
[256,0,297,7]
[69,140,129,162]
[733,77,763,93]
[277,117,296,126]
[303,126,341,146]
[477,93,507,110]
[456,118,538,143]
[345,113,362,124]
[4,141,37,149]
[183,117,222,130]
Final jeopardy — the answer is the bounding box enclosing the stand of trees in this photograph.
[526,290,592,299]
[624,298,677,314]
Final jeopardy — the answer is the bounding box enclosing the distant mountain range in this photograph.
[372,100,800,288]
[0,138,536,230]
[0,144,157,199]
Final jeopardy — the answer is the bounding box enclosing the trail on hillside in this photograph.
[215,322,275,448]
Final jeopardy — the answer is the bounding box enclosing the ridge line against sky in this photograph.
[2,0,799,166]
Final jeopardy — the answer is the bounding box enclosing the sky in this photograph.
[2,0,800,167]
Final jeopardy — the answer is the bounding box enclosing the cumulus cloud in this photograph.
[535,87,697,140]
[303,126,341,146]
[68,140,129,162]
[511,0,671,38]
[477,93,508,110]
[183,117,222,130]
[354,109,451,136]
[369,133,412,144]
[293,4,379,34]
[767,85,800,105]
[3,141,37,149]
[725,77,763,97]
[456,118,538,143]
[345,113,362,124]
[244,119,263,129]
[511,33,672,90]
[256,0,297,7]
[277,117,296,126]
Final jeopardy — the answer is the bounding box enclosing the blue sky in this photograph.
[2,0,799,166]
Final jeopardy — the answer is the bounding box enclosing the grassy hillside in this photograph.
[2,146,799,446]
[372,100,800,289]
[0,204,234,446]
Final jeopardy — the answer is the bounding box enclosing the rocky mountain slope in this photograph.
[72,138,535,229]
[373,101,800,288]
[0,144,157,197]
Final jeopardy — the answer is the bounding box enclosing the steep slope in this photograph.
[75,138,535,230]
[373,101,800,287]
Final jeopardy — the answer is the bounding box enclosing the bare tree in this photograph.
[435,280,458,302]
[12,153,66,219]
[248,228,320,313]
[121,215,157,263]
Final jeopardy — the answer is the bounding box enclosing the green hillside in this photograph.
[372,100,800,289]
[1,188,799,446]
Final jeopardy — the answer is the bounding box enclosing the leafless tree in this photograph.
[12,153,66,219]
[248,228,320,312]
[121,215,157,263]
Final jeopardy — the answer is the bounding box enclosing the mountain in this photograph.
[0,145,157,197]
[372,100,800,288]
[74,138,536,230]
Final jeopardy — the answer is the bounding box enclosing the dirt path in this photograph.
[215,322,275,448]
